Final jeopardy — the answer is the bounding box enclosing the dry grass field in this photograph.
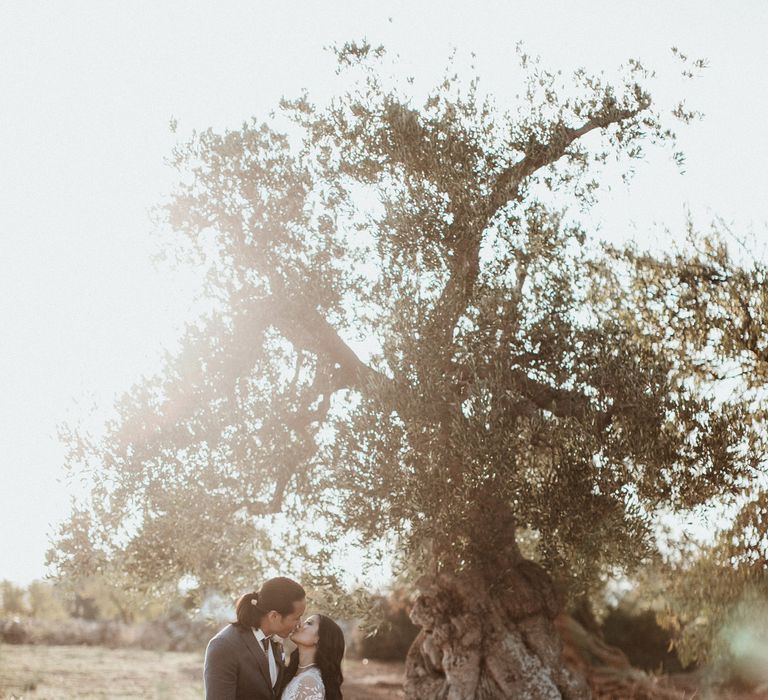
[0,644,403,699]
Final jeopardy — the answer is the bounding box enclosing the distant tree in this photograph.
[52,44,758,698]
[0,580,28,616]
[27,581,68,621]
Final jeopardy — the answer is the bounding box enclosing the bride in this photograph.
[283,614,345,700]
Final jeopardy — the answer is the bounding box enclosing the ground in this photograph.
[0,644,404,699]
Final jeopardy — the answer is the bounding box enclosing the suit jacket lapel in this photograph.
[241,627,273,692]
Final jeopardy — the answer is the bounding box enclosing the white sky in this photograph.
[1,1,767,585]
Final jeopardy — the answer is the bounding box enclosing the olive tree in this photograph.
[52,45,757,698]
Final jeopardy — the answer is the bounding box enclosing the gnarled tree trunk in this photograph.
[405,562,590,699]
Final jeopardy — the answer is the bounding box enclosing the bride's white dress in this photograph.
[282,667,325,700]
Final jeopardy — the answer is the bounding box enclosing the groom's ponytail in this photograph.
[234,577,305,629]
[234,591,262,628]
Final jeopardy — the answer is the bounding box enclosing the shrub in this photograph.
[601,605,686,673]
[360,591,419,661]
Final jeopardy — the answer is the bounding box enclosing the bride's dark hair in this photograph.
[316,614,345,700]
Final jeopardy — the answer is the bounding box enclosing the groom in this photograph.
[204,577,306,699]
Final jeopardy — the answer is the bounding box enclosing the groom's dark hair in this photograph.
[234,576,305,629]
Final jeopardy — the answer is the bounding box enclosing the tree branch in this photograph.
[269,298,386,389]
[486,109,641,220]
[243,359,335,517]
[508,370,612,428]
[428,107,645,365]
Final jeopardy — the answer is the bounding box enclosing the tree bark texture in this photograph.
[404,563,591,700]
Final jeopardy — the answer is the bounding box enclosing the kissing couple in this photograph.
[204,576,344,700]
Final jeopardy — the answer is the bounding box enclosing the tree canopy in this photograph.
[52,44,764,673]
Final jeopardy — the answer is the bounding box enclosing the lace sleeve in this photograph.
[292,672,325,700]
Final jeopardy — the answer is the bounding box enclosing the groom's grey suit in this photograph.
[204,623,290,699]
